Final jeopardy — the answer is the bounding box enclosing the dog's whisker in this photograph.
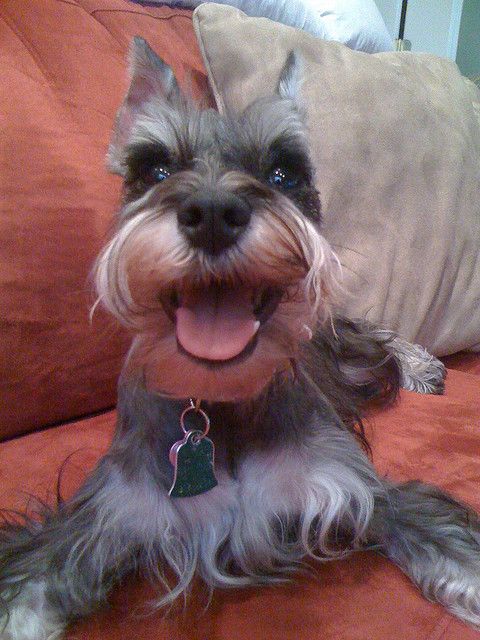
[336,262,369,283]
[89,296,103,324]
[330,243,369,259]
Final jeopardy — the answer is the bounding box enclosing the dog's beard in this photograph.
[94,171,341,400]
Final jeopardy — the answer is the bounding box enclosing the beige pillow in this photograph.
[193,4,480,356]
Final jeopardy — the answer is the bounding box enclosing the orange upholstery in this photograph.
[0,0,209,439]
[0,366,478,640]
[1,2,479,638]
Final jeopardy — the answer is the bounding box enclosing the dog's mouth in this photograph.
[161,285,283,363]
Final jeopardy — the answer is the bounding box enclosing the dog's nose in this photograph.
[177,192,252,255]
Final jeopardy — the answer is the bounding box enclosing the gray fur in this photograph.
[339,321,447,394]
[277,51,303,104]
[373,482,480,626]
[1,42,477,638]
[384,334,446,394]
[108,37,181,174]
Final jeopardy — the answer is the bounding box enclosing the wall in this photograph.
[374,0,467,61]
[404,0,456,57]
[374,0,401,39]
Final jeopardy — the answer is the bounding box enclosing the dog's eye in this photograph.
[150,166,171,182]
[268,167,299,189]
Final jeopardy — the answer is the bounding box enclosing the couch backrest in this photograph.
[0,0,209,440]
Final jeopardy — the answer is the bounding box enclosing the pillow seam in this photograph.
[192,7,225,114]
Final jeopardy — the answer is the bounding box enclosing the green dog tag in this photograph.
[168,430,218,498]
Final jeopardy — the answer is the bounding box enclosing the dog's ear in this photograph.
[108,37,180,174]
[277,51,303,105]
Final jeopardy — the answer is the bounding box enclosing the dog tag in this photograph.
[168,430,218,498]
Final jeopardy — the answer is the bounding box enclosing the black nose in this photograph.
[177,191,252,256]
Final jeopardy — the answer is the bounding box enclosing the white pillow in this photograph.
[306,0,394,52]
[134,0,394,52]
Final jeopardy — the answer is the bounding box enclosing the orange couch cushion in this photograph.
[1,359,479,640]
[0,0,209,440]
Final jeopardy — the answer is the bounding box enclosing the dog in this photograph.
[0,37,478,639]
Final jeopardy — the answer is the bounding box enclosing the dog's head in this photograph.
[95,38,340,401]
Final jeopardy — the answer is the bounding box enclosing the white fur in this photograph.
[403,557,480,628]
[0,583,64,640]
[1,418,379,634]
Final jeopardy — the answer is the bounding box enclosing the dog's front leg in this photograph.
[0,384,202,639]
[331,317,446,395]
[0,456,142,640]
[381,334,446,394]
[370,481,480,628]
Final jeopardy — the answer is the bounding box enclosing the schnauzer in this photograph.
[0,38,478,639]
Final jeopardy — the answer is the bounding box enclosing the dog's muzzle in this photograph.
[177,190,252,256]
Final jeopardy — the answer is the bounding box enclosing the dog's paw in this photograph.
[431,568,480,629]
[399,348,446,395]
[388,337,446,394]
[0,583,65,640]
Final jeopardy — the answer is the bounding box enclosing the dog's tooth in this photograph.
[253,320,260,334]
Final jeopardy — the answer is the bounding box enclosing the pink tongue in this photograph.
[176,287,258,361]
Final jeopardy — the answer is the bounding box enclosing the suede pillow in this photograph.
[193,4,480,356]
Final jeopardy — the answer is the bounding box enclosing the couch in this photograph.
[1,1,479,638]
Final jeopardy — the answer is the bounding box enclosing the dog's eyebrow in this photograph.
[124,141,172,172]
